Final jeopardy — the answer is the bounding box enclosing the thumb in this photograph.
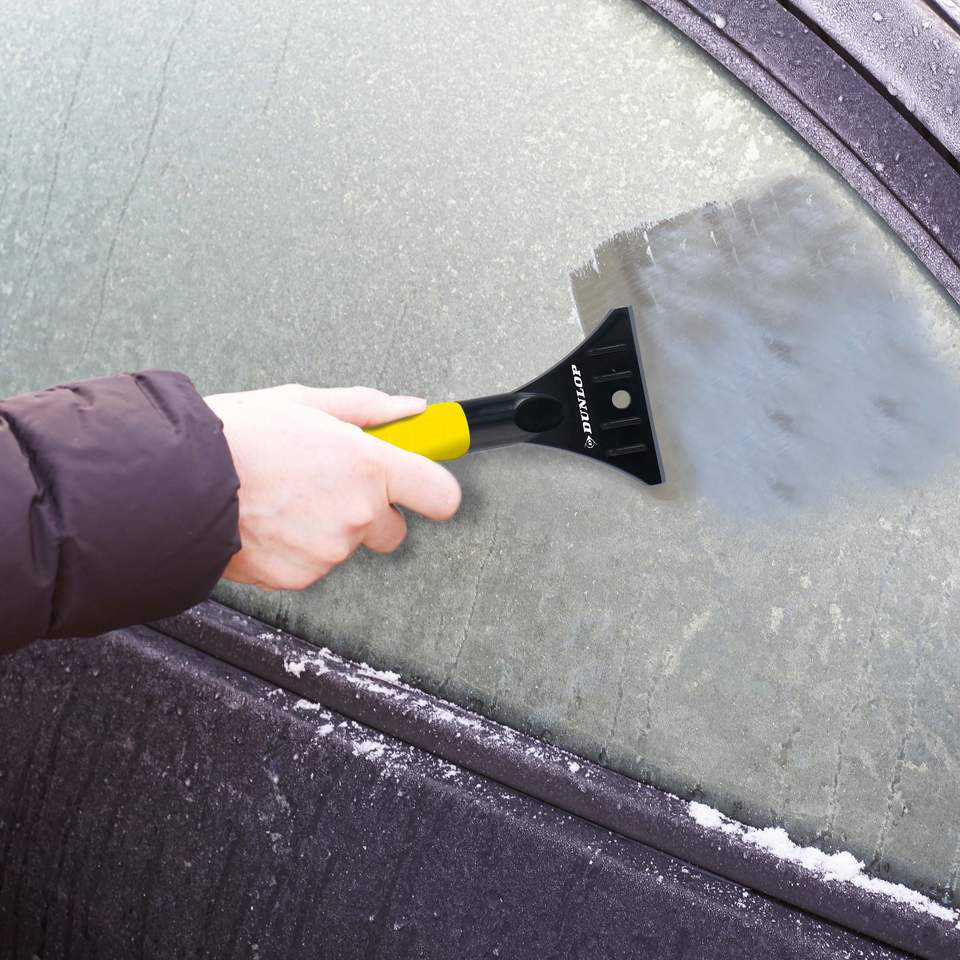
[295,386,427,428]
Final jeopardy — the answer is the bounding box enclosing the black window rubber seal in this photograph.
[633,0,960,308]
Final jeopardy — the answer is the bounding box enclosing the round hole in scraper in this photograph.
[612,389,632,410]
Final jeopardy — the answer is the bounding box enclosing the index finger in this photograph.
[295,386,427,428]
[375,438,462,521]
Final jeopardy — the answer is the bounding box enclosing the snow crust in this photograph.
[688,801,959,926]
[353,739,387,760]
[282,651,330,678]
[357,662,402,684]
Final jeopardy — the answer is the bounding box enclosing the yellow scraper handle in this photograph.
[364,402,471,462]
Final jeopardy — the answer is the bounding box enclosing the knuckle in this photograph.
[382,511,408,552]
[348,504,377,531]
[370,520,406,554]
[325,540,354,568]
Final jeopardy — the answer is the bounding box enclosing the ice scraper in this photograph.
[365,306,664,485]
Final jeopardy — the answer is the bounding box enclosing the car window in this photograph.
[2,0,958,906]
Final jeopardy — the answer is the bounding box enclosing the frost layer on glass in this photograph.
[572,177,960,514]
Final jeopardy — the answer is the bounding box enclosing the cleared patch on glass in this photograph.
[570,177,960,513]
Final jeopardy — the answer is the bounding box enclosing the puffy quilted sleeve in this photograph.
[0,371,240,655]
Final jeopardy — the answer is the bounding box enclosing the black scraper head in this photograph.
[524,306,663,485]
[460,307,664,485]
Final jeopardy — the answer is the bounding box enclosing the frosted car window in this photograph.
[2,0,958,906]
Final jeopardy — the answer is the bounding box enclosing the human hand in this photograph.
[203,385,462,591]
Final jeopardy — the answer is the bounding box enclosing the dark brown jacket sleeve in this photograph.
[0,371,240,656]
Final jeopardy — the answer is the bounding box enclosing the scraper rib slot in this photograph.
[585,342,627,357]
[591,370,632,383]
[601,417,643,430]
[606,443,647,457]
